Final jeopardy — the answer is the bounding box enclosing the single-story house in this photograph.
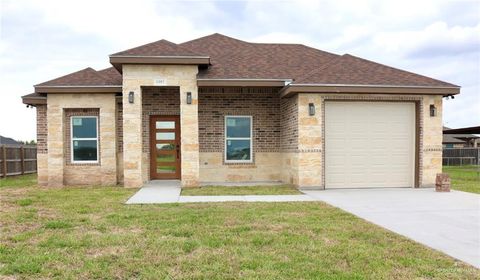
[0,135,22,146]
[22,33,460,189]
[443,127,479,148]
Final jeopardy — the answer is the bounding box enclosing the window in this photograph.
[225,116,252,162]
[71,116,98,163]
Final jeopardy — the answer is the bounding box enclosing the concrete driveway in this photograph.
[302,188,480,268]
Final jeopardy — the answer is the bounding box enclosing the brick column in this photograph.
[46,101,64,187]
[122,84,144,188]
[180,83,200,187]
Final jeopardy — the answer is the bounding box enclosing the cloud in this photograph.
[0,0,479,141]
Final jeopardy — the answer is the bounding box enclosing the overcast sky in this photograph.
[0,0,479,141]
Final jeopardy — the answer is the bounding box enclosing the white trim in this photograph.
[70,116,99,164]
[224,115,253,163]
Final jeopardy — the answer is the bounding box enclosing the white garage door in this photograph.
[325,102,415,188]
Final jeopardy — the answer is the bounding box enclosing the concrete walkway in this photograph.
[303,188,480,268]
[125,181,316,204]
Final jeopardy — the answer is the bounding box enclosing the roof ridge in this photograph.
[180,33,249,46]
[111,39,204,56]
[343,54,460,87]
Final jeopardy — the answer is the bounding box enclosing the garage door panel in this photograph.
[325,102,415,189]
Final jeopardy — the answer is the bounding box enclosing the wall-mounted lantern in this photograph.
[308,103,315,116]
[128,91,134,104]
[186,92,192,104]
[429,104,437,117]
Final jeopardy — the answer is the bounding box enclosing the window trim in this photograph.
[224,115,253,163]
[70,116,99,164]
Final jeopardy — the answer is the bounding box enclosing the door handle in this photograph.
[176,146,180,159]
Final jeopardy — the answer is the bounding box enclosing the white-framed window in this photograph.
[71,116,99,163]
[224,116,252,163]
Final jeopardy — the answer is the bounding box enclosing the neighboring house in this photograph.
[442,126,479,148]
[22,33,460,189]
[0,135,21,146]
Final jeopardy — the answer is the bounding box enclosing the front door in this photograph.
[150,116,181,179]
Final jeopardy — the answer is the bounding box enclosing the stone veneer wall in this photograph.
[46,93,117,186]
[122,65,199,187]
[421,95,443,187]
[36,105,48,186]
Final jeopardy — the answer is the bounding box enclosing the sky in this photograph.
[0,0,479,141]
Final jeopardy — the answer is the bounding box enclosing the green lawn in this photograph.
[443,165,480,194]
[181,185,301,196]
[0,175,478,279]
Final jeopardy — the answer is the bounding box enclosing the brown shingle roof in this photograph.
[180,34,339,80]
[295,54,458,87]
[35,67,121,87]
[111,39,205,56]
[34,33,459,89]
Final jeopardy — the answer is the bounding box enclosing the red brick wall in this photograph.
[198,87,281,153]
[280,95,298,151]
[142,87,180,153]
[116,98,123,153]
[36,105,47,153]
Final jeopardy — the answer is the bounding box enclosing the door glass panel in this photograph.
[157,154,175,163]
[156,143,175,151]
[156,121,175,129]
[156,132,175,140]
[157,166,176,173]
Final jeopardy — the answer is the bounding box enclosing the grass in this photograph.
[0,175,478,279]
[443,165,480,194]
[181,185,301,196]
[0,173,37,188]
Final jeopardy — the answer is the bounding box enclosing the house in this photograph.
[21,33,460,189]
[443,126,479,148]
[0,135,21,146]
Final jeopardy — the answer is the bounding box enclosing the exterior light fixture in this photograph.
[429,104,436,117]
[186,92,192,104]
[128,91,134,104]
[308,103,315,116]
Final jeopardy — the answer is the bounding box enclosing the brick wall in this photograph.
[36,105,47,153]
[142,86,180,153]
[116,98,123,152]
[64,108,100,166]
[280,95,298,151]
[198,87,281,153]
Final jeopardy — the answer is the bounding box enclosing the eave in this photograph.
[110,55,211,72]
[280,84,461,98]
[197,78,289,87]
[34,85,122,93]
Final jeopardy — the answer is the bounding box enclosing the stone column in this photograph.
[122,83,144,188]
[296,94,323,188]
[100,98,117,185]
[46,100,64,187]
[421,95,443,187]
[180,83,200,187]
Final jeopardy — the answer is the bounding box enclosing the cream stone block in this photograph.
[122,64,199,186]
[37,153,48,186]
[199,152,282,184]
[46,93,118,186]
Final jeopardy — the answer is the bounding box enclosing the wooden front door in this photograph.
[150,116,181,179]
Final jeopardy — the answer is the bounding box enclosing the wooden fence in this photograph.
[443,148,480,166]
[0,145,37,177]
